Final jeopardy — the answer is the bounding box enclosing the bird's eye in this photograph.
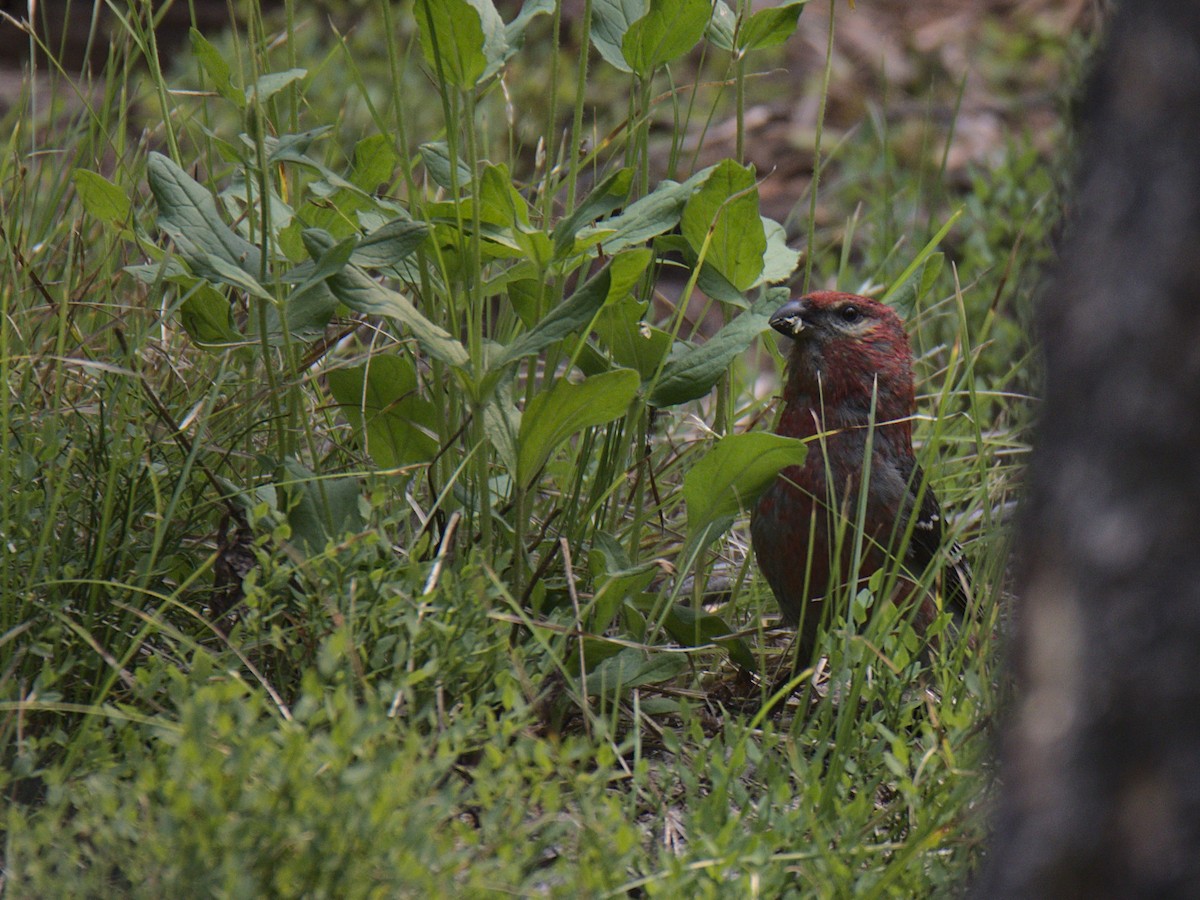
[839,305,862,324]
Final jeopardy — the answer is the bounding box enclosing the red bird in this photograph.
[751,290,970,667]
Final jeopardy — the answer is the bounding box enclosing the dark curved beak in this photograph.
[769,297,811,338]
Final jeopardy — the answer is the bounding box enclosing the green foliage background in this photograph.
[0,0,1078,893]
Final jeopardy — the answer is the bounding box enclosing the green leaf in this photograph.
[660,603,757,671]
[593,296,673,380]
[760,216,800,284]
[350,220,430,268]
[516,369,640,488]
[245,68,306,104]
[189,28,240,106]
[349,134,398,192]
[583,647,686,697]
[301,229,470,368]
[683,431,807,535]
[479,163,532,229]
[418,142,474,191]
[706,0,806,55]
[415,0,508,88]
[503,0,556,52]
[490,250,651,370]
[622,0,711,76]
[179,284,242,345]
[276,459,364,555]
[706,1,737,51]
[739,0,807,52]
[590,0,646,72]
[589,534,660,632]
[552,167,633,257]
[72,169,130,223]
[681,159,766,291]
[327,355,439,468]
[147,152,263,278]
[577,167,712,254]
[484,379,521,473]
[649,292,778,407]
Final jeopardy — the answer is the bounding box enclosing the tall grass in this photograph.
[0,0,1065,893]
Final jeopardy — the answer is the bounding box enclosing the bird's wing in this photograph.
[901,459,973,619]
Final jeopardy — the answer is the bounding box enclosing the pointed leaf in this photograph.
[189,29,241,105]
[302,229,469,368]
[622,0,710,76]
[649,291,779,407]
[73,169,130,223]
[577,167,712,254]
[683,431,807,535]
[517,369,640,487]
[739,0,807,52]
[327,355,439,468]
[147,152,262,277]
[681,159,765,291]
[491,249,651,370]
[419,141,474,190]
[661,603,757,671]
[591,0,646,72]
[415,0,507,87]
[583,647,686,696]
[552,167,633,257]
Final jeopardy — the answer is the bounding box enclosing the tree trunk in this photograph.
[981,2,1200,896]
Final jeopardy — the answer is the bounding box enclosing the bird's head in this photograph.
[770,291,914,410]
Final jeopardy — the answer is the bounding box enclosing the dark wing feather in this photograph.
[901,460,973,620]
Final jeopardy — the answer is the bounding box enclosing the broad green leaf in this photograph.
[327,355,439,468]
[706,0,806,55]
[349,134,398,192]
[490,249,651,370]
[415,0,507,87]
[266,127,332,164]
[622,0,710,76]
[589,533,660,633]
[189,28,240,105]
[649,291,780,407]
[552,166,633,257]
[739,0,807,52]
[479,163,532,229]
[193,251,272,300]
[760,216,801,284]
[593,296,673,380]
[583,647,686,696]
[516,368,640,487]
[179,284,242,345]
[302,229,470,368]
[279,282,339,338]
[706,1,737,51]
[147,152,262,277]
[681,159,765,291]
[245,68,306,104]
[683,431,807,535]
[350,220,429,268]
[660,603,757,671]
[591,0,646,72]
[276,459,364,555]
[418,141,474,190]
[484,379,521,473]
[577,167,712,254]
[502,0,555,54]
[73,169,130,223]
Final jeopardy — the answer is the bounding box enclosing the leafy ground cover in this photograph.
[1,0,1090,894]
